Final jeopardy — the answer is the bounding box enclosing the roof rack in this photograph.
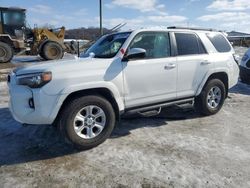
[167,26,216,32]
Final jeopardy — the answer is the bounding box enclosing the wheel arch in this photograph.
[53,87,122,126]
[196,72,229,97]
[0,35,14,48]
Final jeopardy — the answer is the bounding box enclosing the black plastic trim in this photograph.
[124,96,194,114]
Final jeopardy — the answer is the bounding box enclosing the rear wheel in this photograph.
[0,41,13,63]
[195,79,226,116]
[41,41,64,60]
[59,95,116,150]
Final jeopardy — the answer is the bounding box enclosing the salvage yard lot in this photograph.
[0,49,250,187]
[1,81,250,187]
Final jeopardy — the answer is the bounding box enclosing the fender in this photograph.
[0,34,14,41]
[48,81,125,122]
[0,34,24,49]
[195,67,229,96]
[61,81,124,110]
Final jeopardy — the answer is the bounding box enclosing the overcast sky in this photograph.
[1,0,250,33]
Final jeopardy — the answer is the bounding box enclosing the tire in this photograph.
[0,41,13,63]
[39,48,46,60]
[59,95,116,150]
[42,41,64,60]
[194,79,226,116]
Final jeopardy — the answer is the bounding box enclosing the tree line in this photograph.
[65,27,110,41]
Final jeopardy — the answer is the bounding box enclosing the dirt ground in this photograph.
[0,48,250,188]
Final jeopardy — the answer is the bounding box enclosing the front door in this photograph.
[122,32,177,108]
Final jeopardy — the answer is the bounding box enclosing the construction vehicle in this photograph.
[0,7,71,63]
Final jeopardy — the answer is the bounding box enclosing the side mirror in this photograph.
[89,52,95,58]
[126,48,146,60]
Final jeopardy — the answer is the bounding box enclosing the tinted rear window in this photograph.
[206,33,231,52]
[175,33,206,55]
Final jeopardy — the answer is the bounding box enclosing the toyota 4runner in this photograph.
[8,27,239,149]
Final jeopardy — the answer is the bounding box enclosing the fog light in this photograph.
[29,98,35,109]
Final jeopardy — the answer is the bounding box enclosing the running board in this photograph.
[138,107,162,117]
[125,98,194,115]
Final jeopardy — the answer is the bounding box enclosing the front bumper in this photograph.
[240,66,250,84]
[8,74,66,125]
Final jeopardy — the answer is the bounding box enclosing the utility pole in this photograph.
[99,0,103,36]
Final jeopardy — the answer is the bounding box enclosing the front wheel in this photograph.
[195,79,226,116]
[41,41,64,60]
[59,95,116,150]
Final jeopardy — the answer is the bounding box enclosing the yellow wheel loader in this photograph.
[0,7,70,63]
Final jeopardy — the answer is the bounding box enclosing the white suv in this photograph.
[8,27,239,149]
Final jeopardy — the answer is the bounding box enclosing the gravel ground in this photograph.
[0,48,250,187]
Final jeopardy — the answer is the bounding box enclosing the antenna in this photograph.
[110,23,123,31]
[112,23,127,32]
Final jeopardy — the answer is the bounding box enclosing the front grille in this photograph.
[246,60,250,68]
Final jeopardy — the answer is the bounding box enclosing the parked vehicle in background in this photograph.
[0,7,76,63]
[240,48,250,84]
[8,27,239,149]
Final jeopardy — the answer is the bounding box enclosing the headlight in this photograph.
[242,54,249,62]
[17,72,52,88]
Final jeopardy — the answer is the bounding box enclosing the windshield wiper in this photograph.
[94,54,116,58]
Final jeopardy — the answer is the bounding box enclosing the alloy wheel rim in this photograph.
[73,105,106,139]
[207,86,222,109]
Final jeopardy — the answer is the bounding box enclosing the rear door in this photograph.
[174,32,213,98]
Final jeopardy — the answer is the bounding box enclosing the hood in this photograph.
[14,57,111,76]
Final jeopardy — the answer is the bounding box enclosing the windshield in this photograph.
[2,11,26,26]
[82,32,131,58]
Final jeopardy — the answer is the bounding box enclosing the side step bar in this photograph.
[125,98,194,115]
[138,107,162,117]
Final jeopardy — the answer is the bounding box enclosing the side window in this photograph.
[206,33,231,53]
[175,33,206,55]
[0,11,2,33]
[129,32,171,59]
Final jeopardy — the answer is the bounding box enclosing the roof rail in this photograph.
[167,26,216,32]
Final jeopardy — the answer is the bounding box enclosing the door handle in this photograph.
[200,61,211,65]
[164,63,176,70]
